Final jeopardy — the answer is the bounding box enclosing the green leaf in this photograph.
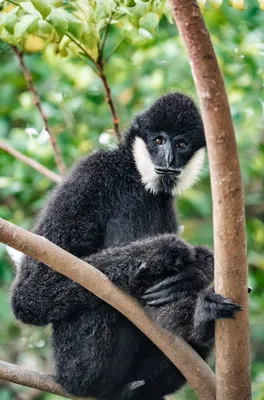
[32,0,52,19]
[4,15,18,34]
[49,9,68,39]
[38,20,53,34]
[0,6,19,34]
[139,12,159,31]
[138,27,152,39]
[0,6,19,26]
[66,13,83,39]
[125,0,136,7]
[0,28,17,45]
[14,15,39,38]
[20,2,41,16]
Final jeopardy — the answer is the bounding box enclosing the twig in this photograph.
[66,33,99,75]
[97,60,121,141]
[0,217,216,400]
[7,0,20,5]
[170,1,251,399]
[66,32,121,141]
[99,15,113,58]
[0,141,62,184]
[104,38,126,63]
[12,46,66,176]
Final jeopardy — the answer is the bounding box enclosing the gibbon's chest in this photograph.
[103,189,178,248]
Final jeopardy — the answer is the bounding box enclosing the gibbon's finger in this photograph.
[143,292,181,307]
[144,275,188,295]
[142,286,176,302]
[248,286,252,293]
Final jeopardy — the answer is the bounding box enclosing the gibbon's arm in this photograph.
[12,157,105,326]
[11,233,213,326]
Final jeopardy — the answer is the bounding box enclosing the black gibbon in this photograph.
[11,93,241,400]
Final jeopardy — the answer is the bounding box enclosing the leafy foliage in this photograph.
[0,1,264,399]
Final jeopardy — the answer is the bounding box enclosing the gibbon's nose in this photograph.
[154,167,182,175]
[165,148,174,169]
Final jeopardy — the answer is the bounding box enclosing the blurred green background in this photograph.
[0,0,264,399]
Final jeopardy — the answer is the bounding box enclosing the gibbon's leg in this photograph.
[119,283,243,400]
[52,306,142,398]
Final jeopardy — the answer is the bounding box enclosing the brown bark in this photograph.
[0,217,216,400]
[0,141,62,184]
[97,60,121,142]
[0,361,69,398]
[170,1,251,399]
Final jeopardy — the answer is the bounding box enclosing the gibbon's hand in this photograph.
[141,273,198,307]
[194,286,243,325]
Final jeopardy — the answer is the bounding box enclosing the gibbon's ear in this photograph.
[131,119,140,133]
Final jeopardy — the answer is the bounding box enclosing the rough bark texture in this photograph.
[0,217,216,400]
[170,1,251,399]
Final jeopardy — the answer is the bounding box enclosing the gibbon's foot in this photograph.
[141,275,191,307]
[195,288,242,325]
[104,380,145,400]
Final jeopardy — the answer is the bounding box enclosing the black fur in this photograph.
[11,93,241,400]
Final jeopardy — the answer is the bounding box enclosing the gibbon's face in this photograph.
[132,93,206,195]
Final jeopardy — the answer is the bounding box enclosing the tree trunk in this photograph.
[170,1,251,399]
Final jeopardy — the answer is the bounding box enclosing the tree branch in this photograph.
[0,361,70,398]
[170,1,251,399]
[99,15,113,58]
[104,38,126,63]
[66,33,100,75]
[97,60,121,142]
[7,0,20,5]
[65,34,121,142]
[12,46,67,176]
[0,217,216,400]
[0,141,62,184]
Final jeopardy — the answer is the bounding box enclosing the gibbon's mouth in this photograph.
[154,167,182,176]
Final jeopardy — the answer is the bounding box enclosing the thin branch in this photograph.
[170,1,251,399]
[7,0,20,5]
[12,46,66,176]
[99,15,112,59]
[0,217,216,400]
[97,60,121,141]
[0,141,62,184]
[104,38,126,63]
[65,33,120,140]
[66,33,99,75]
[0,361,69,398]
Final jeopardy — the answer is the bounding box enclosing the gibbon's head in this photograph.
[129,92,206,195]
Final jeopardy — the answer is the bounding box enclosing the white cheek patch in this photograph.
[6,246,23,271]
[173,148,206,196]
[132,137,159,194]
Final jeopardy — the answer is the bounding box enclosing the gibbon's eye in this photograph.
[154,137,163,145]
[176,141,188,149]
